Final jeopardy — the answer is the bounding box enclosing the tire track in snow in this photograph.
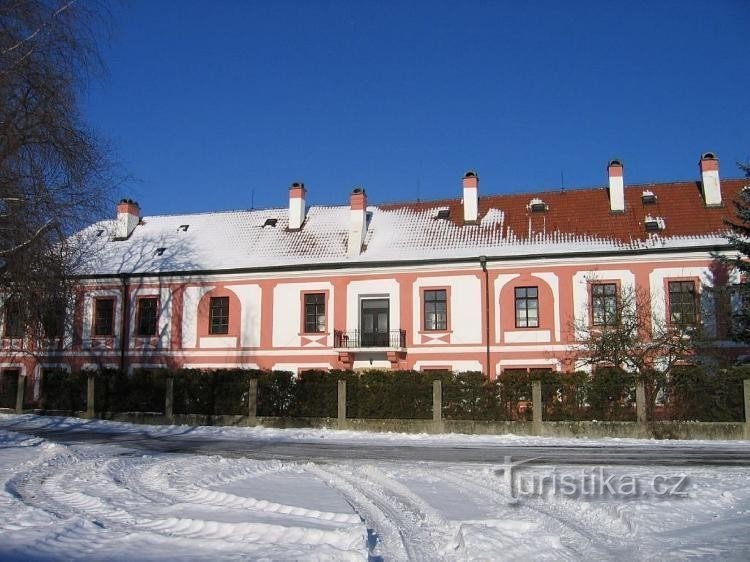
[309,463,459,561]
[7,449,365,558]
[116,456,359,523]
[459,466,636,556]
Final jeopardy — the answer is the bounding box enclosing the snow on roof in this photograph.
[75,179,746,276]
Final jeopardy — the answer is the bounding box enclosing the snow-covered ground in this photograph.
[1,414,749,560]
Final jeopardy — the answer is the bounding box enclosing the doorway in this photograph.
[360,298,389,347]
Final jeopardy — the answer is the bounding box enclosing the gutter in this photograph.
[479,256,491,378]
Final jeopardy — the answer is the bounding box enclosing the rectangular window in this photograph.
[669,281,697,325]
[304,293,326,333]
[42,299,66,338]
[592,283,618,326]
[423,289,448,331]
[136,297,159,337]
[3,298,24,338]
[0,369,19,401]
[515,286,539,328]
[209,296,229,335]
[93,298,115,336]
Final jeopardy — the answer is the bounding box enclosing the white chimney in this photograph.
[607,159,625,213]
[699,152,722,207]
[288,181,307,229]
[115,199,140,239]
[347,187,367,257]
[462,170,479,223]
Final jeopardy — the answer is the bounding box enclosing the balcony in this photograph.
[334,329,406,350]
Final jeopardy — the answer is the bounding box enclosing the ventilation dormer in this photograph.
[435,208,450,220]
[641,190,657,205]
[644,215,665,232]
[528,198,547,212]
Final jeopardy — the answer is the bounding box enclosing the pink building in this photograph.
[1,153,747,397]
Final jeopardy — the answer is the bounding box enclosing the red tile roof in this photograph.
[80,177,748,275]
[380,178,748,244]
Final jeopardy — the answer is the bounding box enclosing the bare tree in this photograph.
[569,283,697,383]
[0,1,116,351]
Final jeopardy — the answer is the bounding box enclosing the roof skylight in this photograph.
[263,218,278,227]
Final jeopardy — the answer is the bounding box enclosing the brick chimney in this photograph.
[288,181,307,229]
[462,170,479,223]
[699,152,722,207]
[115,199,140,239]
[607,159,625,213]
[347,187,367,257]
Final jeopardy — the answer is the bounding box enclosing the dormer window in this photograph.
[435,209,450,220]
[644,215,665,232]
[178,224,189,232]
[641,190,657,205]
[263,218,278,228]
[529,198,547,212]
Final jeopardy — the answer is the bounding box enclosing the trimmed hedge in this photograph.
[94,369,168,413]
[18,365,750,422]
[657,365,747,422]
[541,371,589,421]
[42,370,87,411]
[541,369,637,422]
[442,371,506,420]
[344,370,434,419]
[174,369,256,416]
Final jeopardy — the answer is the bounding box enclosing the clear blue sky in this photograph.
[85,0,750,216]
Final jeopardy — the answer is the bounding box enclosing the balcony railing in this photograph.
[334,329,406,349]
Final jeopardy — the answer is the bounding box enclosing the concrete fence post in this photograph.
[337,379,346,429]
[432,379,443,431]
[636,380,648,438]
[248,378,258,422]
[86,373,95,419]
[165,377,174,422]
[15,371,24,414]
[532,379,542,436]
[744,379,750,440]
[636,380,647,423]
